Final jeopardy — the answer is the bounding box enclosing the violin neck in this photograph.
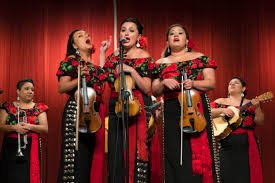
[182,68,193,107]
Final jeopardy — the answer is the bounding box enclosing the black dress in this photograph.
[155,56,218,183]
[56,57,105,183]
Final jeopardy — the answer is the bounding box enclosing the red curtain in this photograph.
[0,0,275,182]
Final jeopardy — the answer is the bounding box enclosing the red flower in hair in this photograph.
[187,38,195,50]
[138,36,148,49]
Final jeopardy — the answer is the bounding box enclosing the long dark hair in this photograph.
[66,29,81,57]
[17,78,34,90]
[163,24,190,58]
[120,17,144,35]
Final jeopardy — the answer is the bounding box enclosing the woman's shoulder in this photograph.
[213,98,227,104]
[190,51,205,59]
[155,57,169,64]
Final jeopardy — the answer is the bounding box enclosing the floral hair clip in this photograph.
[187,38,195,51]
[138,36,148,49]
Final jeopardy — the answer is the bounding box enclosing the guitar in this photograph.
[213,91,273,140]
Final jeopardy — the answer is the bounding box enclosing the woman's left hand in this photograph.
[182,79,193,89]
[251,97,260,108]
[21,122,32,131]
[116,64,133,74]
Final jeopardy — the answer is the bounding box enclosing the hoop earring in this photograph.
[136,40,140,48]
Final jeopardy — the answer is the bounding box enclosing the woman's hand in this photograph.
[161,78,179,90]
[80,65,89,76]
[116,64,134,74]
[14,123,29,134]
[222,108,235,117]
[251,97,261,108]
[182,79,193,90]
[100,36,112,53]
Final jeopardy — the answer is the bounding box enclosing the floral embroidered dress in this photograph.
[0,102,48,183]
[102,54,155,183]
[154,56,217,183]
[210,102,262,183]
[56,56,106,183]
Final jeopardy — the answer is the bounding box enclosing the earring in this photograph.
[167,46,170,53]
[17,94,20,101]
[185,45,188,52]
[136,40,141,48]
[241,92,244,97]
[75,48,80,55]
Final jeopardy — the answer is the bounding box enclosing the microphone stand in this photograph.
[118,41,130,183]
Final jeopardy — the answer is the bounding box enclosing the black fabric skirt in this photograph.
[220,133,250,183]
[108,94,152,183]
[0,137,34,183]
[163,94,216,183]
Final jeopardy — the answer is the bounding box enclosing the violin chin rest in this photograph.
[182,126,197,134]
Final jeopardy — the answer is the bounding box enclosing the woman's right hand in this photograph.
[14,123,29,134]
[80,65,89,76]
[161,79,180,90]
[222,108,234,117]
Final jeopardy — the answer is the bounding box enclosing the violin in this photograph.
[178,67,206,133]
[114,75,141,117]
[74,54,101,133]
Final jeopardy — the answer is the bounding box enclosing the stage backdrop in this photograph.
[0,0,274,182]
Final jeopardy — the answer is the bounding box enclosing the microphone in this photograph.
[120,38,127,44]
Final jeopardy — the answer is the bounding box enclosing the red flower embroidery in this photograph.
[207,60,216,68]
[198,63,204,68]
[105,60,114,68]
[186,69,192,75]
[196,73,204,80]
[162,72,180,79]
[193,59,201,64]
[135,58,144,67]
[10,106,17,114]
[71,60,78,67]
[98,73,105,81]
[36,103,48,113]
[56,69,62,76]
[148,62,154,71]
[64,57,70,62]
[28,116,37,124]
[92,72,97,77]
[86,75,91,82]
[162,64,177,74]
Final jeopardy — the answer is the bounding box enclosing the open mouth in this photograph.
[86,39,91,44]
